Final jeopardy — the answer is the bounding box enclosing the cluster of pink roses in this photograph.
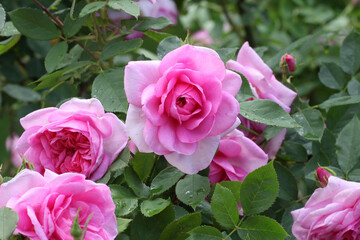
[2,41,297,239]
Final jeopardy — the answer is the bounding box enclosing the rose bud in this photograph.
[280,54,296,73]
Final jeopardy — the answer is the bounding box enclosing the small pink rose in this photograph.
[125,44,242,174]
[5,134,22,167]
[0,169,117,239]
[316,167,333,187]
[226,42,297,158]
[16,98,128,181]
[280,54,296,73]
[292,176,360,239]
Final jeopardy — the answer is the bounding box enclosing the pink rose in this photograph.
[191,30,214,46]
[16,98,128,181]
[209,129,268,185]
[0,169,117,239]
[280,54,296,73]
[125,44,242,174]
[6,134,22,167]
[226,42,297,158]
[291,176,360,239]
[316,167,331,187]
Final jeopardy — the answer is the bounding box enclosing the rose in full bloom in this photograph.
[6,134,22,167]
[291,176,360,240]
[226,42,297,158]
[125,44,242,174]
[0,169,117,239]
[16,98,128,181]
[209,129,268,185]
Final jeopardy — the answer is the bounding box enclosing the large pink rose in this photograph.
[0,169,117,239]
[291,176,360,239]
[16,98,128,181]
[125,44,242,174]
[209,129,268,185]
[226,42,297,158]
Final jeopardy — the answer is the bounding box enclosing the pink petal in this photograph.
[125,104,152,153]
[144,120,172,155]
[209,91,240,136]
[265,129,286,159]
[165,135,220,174]
[176,115,215,143]
[59,98,105,115]
[125,60,161,107]
[20,108,58,130]
[222,70,242,96]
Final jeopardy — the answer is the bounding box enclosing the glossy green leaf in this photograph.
[216,48,238,63]
[336,116,360,174]
[318,62,347,90]
[159,212,201,240]
[150,167,184,196]
[135,17,173,31]
[340,31,360,75]
[133,152,155,181]
[63,14,88,38]
[108,0,140,18]
[9,8,59,40]
[186,226,222,240]
[91,68,128,113]
[3,84,41,102]
[79,2,106,18]
[140,198,171,217]
[292,109,324,141]
[0,35,21,55]
[45,42,68,73]
[240,99,300,128]
[235,76,255,102]
[237,216,288,240]
[319,95,360,109]
[240,161,279,215]
[0,207,19,240]
[157,36,181,59]
[348,77,360,96]
[218,181,242,202]
[175,174,210,209]
[211,184,239,229]
[124,167,150,199]
[110,185,138,217]
[263,126,284,141]
[117,218,132,233]
[100,38,143,60]
[110,146,130,172]
[274,162,298,201]
[283,141,308,162]
[143,30,173,42]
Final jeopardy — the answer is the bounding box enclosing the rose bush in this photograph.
[226,42,297,158]
[124,44,242,174]
[292,176,360,240]
[209,129,268,185]
[15,98,128,181]
[0,169,117,239]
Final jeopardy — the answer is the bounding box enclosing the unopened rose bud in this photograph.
[316,167,334,187]
[71,209,82,239]
[280,54,296,73]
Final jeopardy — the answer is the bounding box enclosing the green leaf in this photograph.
[326,103,360,135]
[0,22,20,37]
[336,116,360,174]
[175,174,210,209]
[110,146,130,172]
[143,30,173,42]
[239,99,300,128]
[91,68,128,113]
[0,4,5,32]
[135,17,173,31]
[124,167,150,199]
[110,185,138,217]
[283,141,308,162]
[3,84,41,102]
[140,198,171,217]
[292,109,324,141]
[318,62,347,90]
[319,95,360,109]
[108,0,140,19]
[218,181,242,202]
[211,184,239,229]
[159,212,201,240]
[117,218,132,233]
[79,2,106,18]
[100,38,143,61]
[281,204,302,238]
[157,36,181,59]
[263,126,284,141]
[150,167,185,196]
[63,14,88,38]
[216,48,238,63]
[240,161,279,215]
[237,216,288,240]
[0,35,21,55]
[186,226,223,240]
[235,76,255,102]
[45,42,68,73]
[9,8,59,40]
[131,205,175,240]
[274,162,298,201]
[340,31,360,75]
[348,77,360,96]
[0,207,19,240]
[133,152,155,181]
